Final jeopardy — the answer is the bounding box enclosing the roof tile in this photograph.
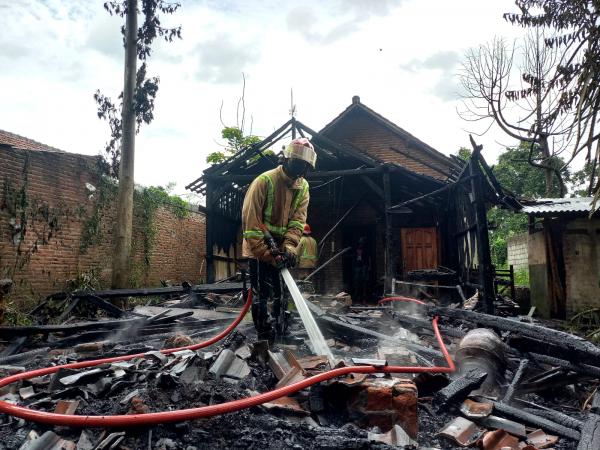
[0,129,65,153]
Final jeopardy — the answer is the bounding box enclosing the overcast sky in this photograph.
[0,0,527,196]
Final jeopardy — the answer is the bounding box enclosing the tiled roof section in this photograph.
[0,129,65,153]
[320,96,456,168]
[521,197,596,215]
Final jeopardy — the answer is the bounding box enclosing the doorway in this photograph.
[401,227,439,273]
[342,225,377,301]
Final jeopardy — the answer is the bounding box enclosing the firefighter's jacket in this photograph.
[297,235,318,269]
[242,166,309,264]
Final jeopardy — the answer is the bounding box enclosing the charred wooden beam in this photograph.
[0,311,195,338]
[50,317,222,348]
[0,336,27,357]
[52,282,243,301]
[295,120,379,168]
[527,352,600,378]
[0,318,146,338]
[433,369,487,411]
[509,335,600,367]
[388,183,454,211]
[0,347,51,365]
[468,136,495,313]
[360,175,384,198]
[577,414,600,450]
[483,399,581,440]
[520,407,583,431]
[502,359,529,405]
[428,306,600,369]
[205,179,216,282]
[205,167,384,183]
[304,247,352,282]
[383,169,393,293]
[318,197,364,255]
[85,295,125,318]
[389,312,466,339]
[200,118,292,178]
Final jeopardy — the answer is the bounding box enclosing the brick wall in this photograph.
[562,218,600,317]
[507,233,529,270]
[0,145,206,302]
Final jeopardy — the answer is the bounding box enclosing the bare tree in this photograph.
[459,31,570,197]
[207,74,261,165]
[505,0,600,203]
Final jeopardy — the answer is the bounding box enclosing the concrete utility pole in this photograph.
[112,0,137,289]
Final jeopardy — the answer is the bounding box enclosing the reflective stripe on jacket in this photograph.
[297,235,318,269]
[242,166,309,263]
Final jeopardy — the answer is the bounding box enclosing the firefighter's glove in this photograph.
[282,250,298,268]
[274,255,286,270]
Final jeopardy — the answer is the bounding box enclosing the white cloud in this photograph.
[0,0,528,196]
[85,15,123,60]
[193,35,261,84]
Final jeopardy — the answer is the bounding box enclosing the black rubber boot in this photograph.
[252,296,271,339]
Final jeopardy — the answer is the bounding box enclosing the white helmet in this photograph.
[284,138,317,169]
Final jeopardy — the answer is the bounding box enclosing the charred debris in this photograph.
[0,274,598,450]
[1,111,598,449]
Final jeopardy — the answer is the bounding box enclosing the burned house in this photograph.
[187,97,508,311]
[2,104,598,450]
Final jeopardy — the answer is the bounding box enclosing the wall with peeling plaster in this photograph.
[563,218,600,316]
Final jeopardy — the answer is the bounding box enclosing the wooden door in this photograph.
[401,227,439,272]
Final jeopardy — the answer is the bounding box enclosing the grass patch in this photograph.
[3,296,37,326]
[513,268,530,287]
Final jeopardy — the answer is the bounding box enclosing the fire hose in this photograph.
[378,296,426,306]
[0,292,455,427]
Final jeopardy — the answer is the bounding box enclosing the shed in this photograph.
[522,197,600,318]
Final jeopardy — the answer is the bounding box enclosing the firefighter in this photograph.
[295,223,318,279]
[241,138,317,340]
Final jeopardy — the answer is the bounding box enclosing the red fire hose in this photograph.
[378,296,426,306]
[0,293,454,427]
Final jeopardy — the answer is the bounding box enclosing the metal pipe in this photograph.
[317,198,363,256]
[304,247,352,281]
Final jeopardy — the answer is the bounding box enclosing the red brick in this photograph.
[346,378,418,437]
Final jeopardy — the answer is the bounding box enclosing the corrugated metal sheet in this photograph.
[521,197,595,215]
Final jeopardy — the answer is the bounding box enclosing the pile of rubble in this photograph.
[0,290,598,449]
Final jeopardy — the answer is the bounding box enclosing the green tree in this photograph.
[493,142,567,198]
[457,146,471,162]
[93,0,182,290]
[206,127,261,165]
[571,161,596,197]
[95,0,182,177]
